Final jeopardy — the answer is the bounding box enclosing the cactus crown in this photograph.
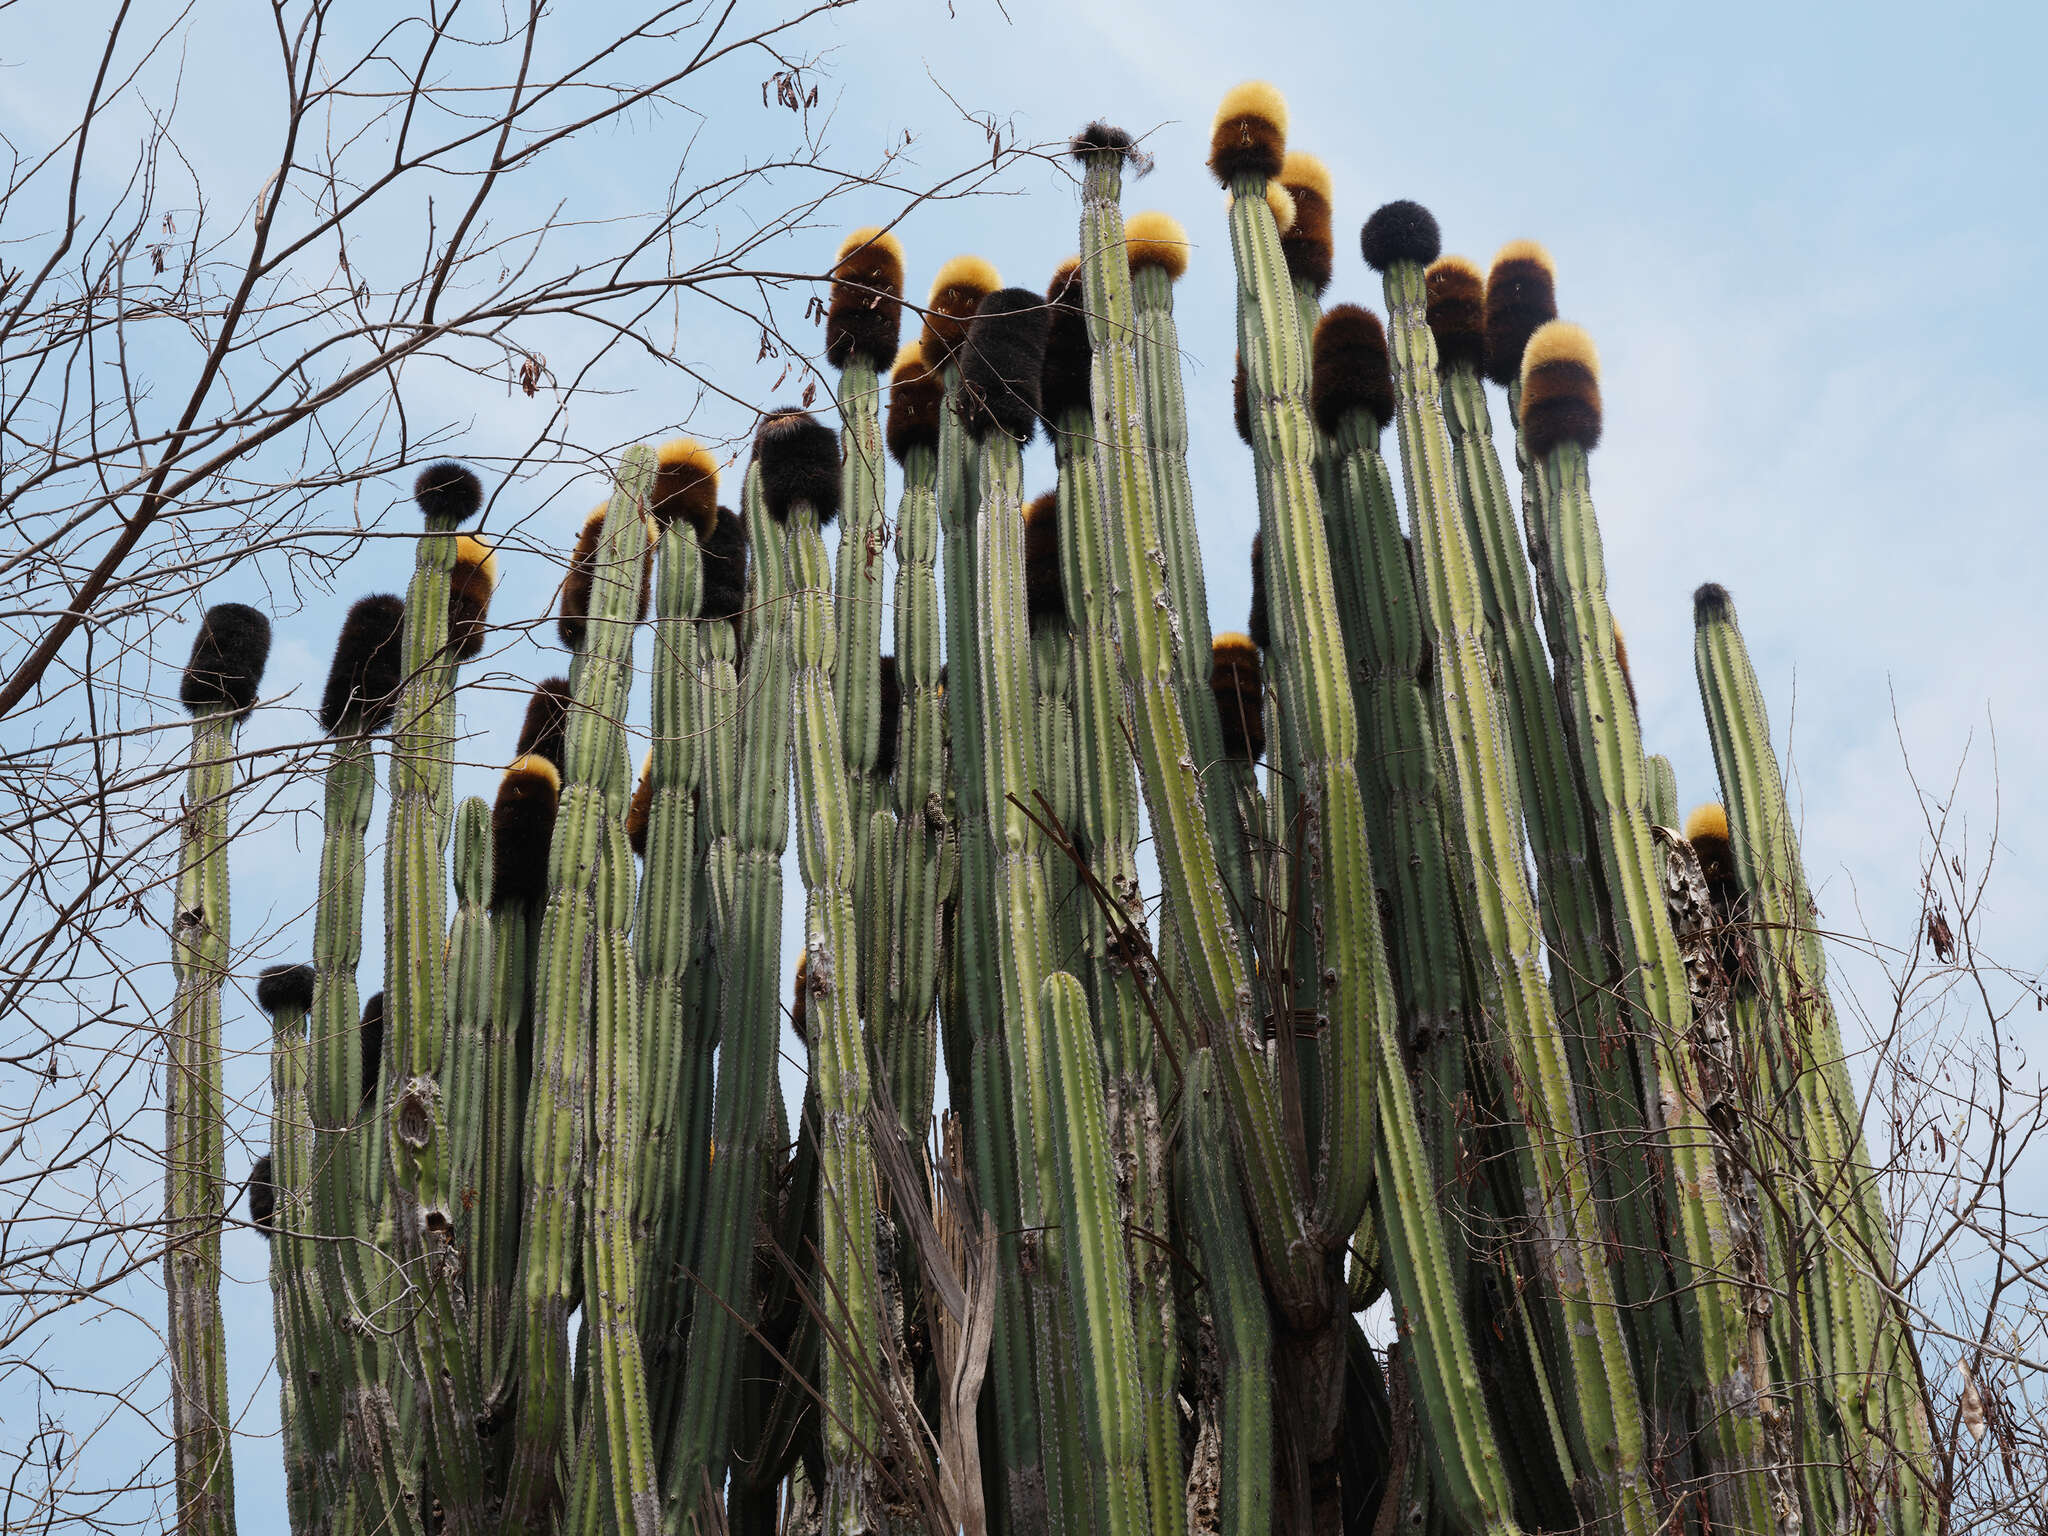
[755,408,842,523]
[1248,531,1270,651]
[1359,198,1441,272]
[357,993,384,1107]
[1125,211,1190,281]
[256,962,316,1017]
[887,340,944,463]
[1424,255,1487,375]
[1519,320,1603,456]
[1484,238,1557,387]
[449,534,497,662]
[1278,152,1333,295]
[958,287,1050,443]
[1023,492,1065,631]
[515,677,573,772]
[1311,303,1395,437]
[490,753,561,912]
[179,602,272,716]
[1232,352,1253,447]
[1209,632,1265,762]
[700,507,748,625]
[652,437,721,537]
[320,594,406,736]
[1684,802,1731,846]
[875,655,901,779]
[1263,181,1297,236]
[559,504,654,649]
[921,254,1001,367]
[413,460,485,525]
[1693,581,1735,625]
[1069,120,1138,161]
[1039,260,1092,431]
[826,226,907,372]
[1208,80,1287,184]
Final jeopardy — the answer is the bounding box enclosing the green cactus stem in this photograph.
[1646,753,1680,829]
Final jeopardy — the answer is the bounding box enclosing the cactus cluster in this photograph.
[172,82,1934,1536]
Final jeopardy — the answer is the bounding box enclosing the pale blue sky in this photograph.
[5,0,2044,1525]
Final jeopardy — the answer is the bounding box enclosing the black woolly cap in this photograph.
[700,507,748,625]
[558,507,652,649]
[247,1155,274,1231]
[875,655,901,781]
[888,348,944,464]
[516,677,573,773]
[413,461,484,525]
[826,228,906,373]
[1311,305,1395,436]
[1023,493,1065,631]
[1070,121,1136,159]
[1210,634,1265,763]
[180,603,271,716]
[320,594,406,736]
[1484,242,1557,388]
[1039,261,1093,432]
[1359,200,1441,273]
[625,754,653,859]
[358,992,385,1108]
[756,408,842,524]
[490,755,560,912]
[1248,532,1270,652]
[1424,257,1487,376]
[256,962,315,1017]
[1693,582,1734,626]
[959,288,1050,443]
[1232,352,1253,447]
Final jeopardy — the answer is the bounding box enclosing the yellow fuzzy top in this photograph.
[637,748,654,778]
[1212,631,1259,663]
[1279,151,1332,203]
[1685,803,1730,845]
[891,339,925,378]
[1426,253,1484,288]
[1490,237,1555,277]
[1521,319,1599,386]
[454,533,497,586]
[1264,182,1297,235]
[1124,211,1190,280]
[506,752,561,791]
[927,253,1000,306]
[1213,80,1288,140]
[1050,255,1082,290]
[656,436,720,489]
[836,225,905,268]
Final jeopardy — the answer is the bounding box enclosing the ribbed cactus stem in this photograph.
[663,464,792,1531]
[779,468,887,1531]
[1646,753,1679,829]
[442,797,493,1256]
[1376,251,1655,1531]
[507,447,655,1529]
[165,702,241,1536]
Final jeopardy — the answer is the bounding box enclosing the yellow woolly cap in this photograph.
[1265,182,1297,235]
[656,436,719,488]
[1685,803,1730,845]
[1212,631,1259,664]
[1427,253,1483,287]
[1213,80,1288,141]
[927,254,1000,309]
[835,225,905,278]
[454,533,497,587]
[1124,211,1191,280]
[1490,238,1555,278]
[506,751,561,791]
[1280,151,1332,203]
[891,339,925,378]
[1521,319,1599,385]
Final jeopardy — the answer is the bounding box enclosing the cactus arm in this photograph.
[1377,255,1654,1530]
[507,447,653,1528]
[663,465,792,1528]
[1645,754,1679,829]
[781,480,887,1530]
[164,703,241,1536]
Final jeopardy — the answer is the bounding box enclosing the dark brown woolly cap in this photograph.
[516,677,573,773]
[358,993,384,1108]
[490,753,560,912]
[180,603,271,716]
[1483,241,1556,388]
[700,507,747,626]
[887,343,944,464]
[256,962,315,1017]
[875,655,901,780]
[826,227,906,372]
[791,952,811,1036]
[625,751,654,859]
[1311,305,1395,436]
[448,535,496,662]
[1233,352,1253,447]
[959,288,1049,443]
[1612,624,1639,716]
[1039,260,1093,432]
[320,594,406,736]
[1023,493,1065,631]
[1208,82,1288,186]
[247,1155,274,1231]
[1684,804,1735,884]
[1359,200,1441,273]
[1692,582,1734,626]
[1279,153,1334,297]
[1210,633,1265,762]
[651,438,721,537]
[1248,532,1270,652]
[920,255,1001,369]
[756,408,842,524]
[413,460,484,525]
[558,506,654,650]
[1519,322,1602,458]
[1070,120,1137,160]
[1424,256,1487,377]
